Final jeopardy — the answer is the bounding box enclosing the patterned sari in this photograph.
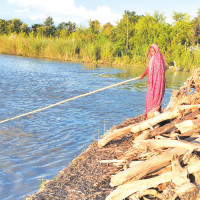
[145,44,166,117]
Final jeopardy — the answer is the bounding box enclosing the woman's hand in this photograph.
[139,68,148,79]
[139,74,144,79]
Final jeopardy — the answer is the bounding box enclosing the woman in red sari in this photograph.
[139,44,167,118]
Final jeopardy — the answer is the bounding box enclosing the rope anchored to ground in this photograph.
[0,76,140,124]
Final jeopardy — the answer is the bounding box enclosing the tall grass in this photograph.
[0,35,81,61]
[1,34,200,71]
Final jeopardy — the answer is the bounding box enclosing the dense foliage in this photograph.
[1,10,200,70]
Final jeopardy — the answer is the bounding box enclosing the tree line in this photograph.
[0,10,200,70]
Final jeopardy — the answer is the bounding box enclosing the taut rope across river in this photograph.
[0,76,140,124]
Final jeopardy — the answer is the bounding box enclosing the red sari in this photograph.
[145,44,166,117]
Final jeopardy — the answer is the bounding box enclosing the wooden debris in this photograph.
[134,110,200,141]
[106,160,200,200]
[117,147,141,161]
[106,171,173,200]
[110,148,187,187]
[171,156,198,200]
[129,189,163,200]
[171,155,190,186]
[101,69,200,200]
[98,159,125,164]
[98,123,139,147]
[187,153,200,185]
[178,127,200,138]
[123,160,143,170]
[133,139,200,151]
[175,118,200,133]
[130,109,181,133]
[98,104,200,147]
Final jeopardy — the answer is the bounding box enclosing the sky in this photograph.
[0,0,200,27]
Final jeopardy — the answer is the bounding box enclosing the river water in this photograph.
[0,54,191,199]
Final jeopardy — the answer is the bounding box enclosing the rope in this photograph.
[0,76,140,124]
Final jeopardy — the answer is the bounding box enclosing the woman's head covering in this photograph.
[147,44,166,70]
[147,44,159,60]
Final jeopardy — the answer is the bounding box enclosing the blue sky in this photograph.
[0,0,200,27]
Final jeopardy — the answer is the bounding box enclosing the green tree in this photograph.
[57,21,76,38]
[192,9,200,44]
[89,20,101,35]
[57,22,67,37]
[171,12,193,46]
[8,18,23,34]
[133,12,170,59]
[45,26,56,37]
[66,21,76,34]
[102,22,114,39]
[113,11,141,56]
[0,19,9,35]
[36,26,46,37]
[57,22,67,30]
[172,12,186,22]
[31,24,43,35]
[74,25,88,42]
[153,11,166,23]
[43,17,56,37]
[86,20,101,42]
[44,16,54,27]
[21,23,30,35]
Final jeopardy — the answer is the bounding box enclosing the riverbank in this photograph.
[26,69,200,199]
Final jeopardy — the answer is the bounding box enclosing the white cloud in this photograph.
[16,8,29,13]
[8,0,121,25]
[29,14,47,21]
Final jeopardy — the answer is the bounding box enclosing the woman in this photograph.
[139,44,166,118]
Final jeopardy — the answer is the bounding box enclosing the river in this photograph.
[0,54,191,200]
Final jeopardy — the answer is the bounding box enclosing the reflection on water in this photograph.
[88,64,191,91]
[0,55,191,200]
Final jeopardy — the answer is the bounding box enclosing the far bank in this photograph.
[1,35,200,72]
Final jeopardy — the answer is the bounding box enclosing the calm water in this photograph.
[0,54,191,200]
